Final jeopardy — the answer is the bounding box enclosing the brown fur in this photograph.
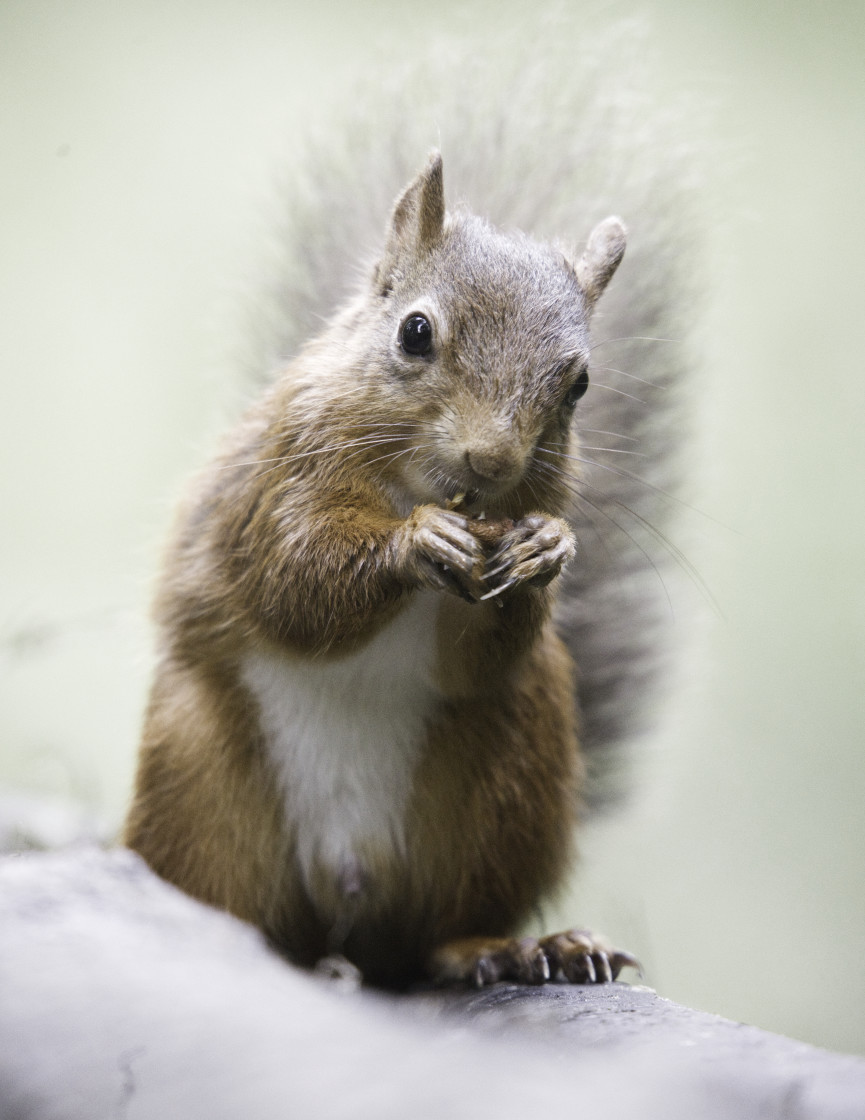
[124,153,629,987]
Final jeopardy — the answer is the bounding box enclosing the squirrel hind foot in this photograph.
[429,930,640,988]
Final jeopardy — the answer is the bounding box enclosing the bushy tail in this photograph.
[244,13,704,805]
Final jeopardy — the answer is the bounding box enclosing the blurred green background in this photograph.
[1,0,863,1056]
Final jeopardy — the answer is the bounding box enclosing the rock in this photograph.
[0,847,863,1120]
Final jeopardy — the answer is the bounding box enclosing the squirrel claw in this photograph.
[437,564,478,603]
[610,950,643,980]
[472,957,498,988]
[430,929,631,988]
[479,578,516,602]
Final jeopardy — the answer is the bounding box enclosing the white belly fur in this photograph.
[240,591,441,893]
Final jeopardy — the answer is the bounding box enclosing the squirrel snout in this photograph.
[464,443,525,487]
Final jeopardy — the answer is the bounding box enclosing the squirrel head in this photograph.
[359,152,627,514]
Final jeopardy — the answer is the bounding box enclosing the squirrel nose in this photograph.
[465,444,523,485]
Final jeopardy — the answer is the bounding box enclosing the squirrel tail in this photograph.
[245,13,704,806]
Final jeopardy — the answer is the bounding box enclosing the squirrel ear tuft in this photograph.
[378,152,445,290]
[574,216,627,309]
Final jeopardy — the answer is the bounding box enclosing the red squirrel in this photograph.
[124,152,643,988]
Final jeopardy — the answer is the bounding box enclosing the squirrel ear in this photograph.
[377,152,445,290]
[574,216,627,309]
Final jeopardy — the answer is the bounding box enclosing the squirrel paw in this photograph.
[430,935,550,987]
[538,928,641,984]
[312,953,363,992]
[480,515,575,601]
[430,930,639,988]
[397,505,486,600]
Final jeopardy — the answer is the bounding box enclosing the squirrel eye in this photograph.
[400,314,433,356]
[564,368,590,408]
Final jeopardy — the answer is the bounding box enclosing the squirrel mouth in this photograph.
[443,484,480,510]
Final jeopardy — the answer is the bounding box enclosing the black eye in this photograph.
[400,314,433,356]
[564,368,589,408]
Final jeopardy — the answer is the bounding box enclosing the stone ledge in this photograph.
[414,983,865,1118]
[1,847,863,1120]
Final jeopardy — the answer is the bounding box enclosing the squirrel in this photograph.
[124,29,697,989]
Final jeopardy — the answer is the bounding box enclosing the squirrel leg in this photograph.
[481,515,576,601]
[429,929,639,988]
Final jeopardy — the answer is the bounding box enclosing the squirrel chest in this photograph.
[239,590,444,892]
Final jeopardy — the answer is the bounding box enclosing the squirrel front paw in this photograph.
[481,515,575,601]
[394,505,486,601]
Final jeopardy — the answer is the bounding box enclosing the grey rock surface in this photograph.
[415,984,865,1119]
[0,847,863,1120]
[0,789,109,853]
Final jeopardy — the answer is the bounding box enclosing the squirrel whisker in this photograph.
[573,427,640,443]
[532,459,675,611]
[535,457,716,611]
[591,364,664,389]
[588,335,681,351]
[586,382,649,406]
